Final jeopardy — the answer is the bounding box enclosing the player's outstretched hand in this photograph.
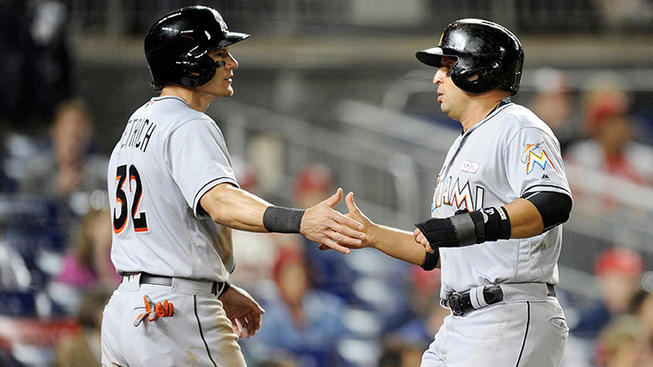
[301,188,365,254]
[413,228,434,253]
[333,191,376,250]
[218,284,265,338]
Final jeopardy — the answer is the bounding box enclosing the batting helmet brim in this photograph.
[218,31,250,48]
[416,47,446,67]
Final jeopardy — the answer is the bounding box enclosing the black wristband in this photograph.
[476,207,511,242]
[421,250,439,271]
[263,206,305,233]
[448,207,511,244]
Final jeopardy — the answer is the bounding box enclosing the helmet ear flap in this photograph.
[451,58,506,94]
[176,51,220,88]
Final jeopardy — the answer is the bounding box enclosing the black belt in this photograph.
[446,284,556,316]
[125,272,226,296]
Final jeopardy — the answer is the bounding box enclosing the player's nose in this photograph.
[433,69,445,85]
[226,53,239,70]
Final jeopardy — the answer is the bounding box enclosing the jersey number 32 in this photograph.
[113,164,148,234]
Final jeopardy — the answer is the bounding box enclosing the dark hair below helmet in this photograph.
[144,6,249,89]
[416,18,524,95]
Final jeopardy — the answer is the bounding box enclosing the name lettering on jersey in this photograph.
[121,118,158,152]
[432,176,485,212]
[461,160,480,174]
[521,142,558,175]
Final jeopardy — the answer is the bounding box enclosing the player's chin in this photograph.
[220,87,235,97]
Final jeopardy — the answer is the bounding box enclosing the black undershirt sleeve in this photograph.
[522,191,572,231]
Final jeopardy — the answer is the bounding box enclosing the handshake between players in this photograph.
[316,191,431,268]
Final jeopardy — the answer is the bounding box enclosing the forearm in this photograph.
[367,224,426,266]
[200,183,270,232]
[504,198,544,238]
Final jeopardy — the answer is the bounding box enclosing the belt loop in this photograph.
[547,284,556,297]
[470,286,487,309]
[121,272,142,291]
[215,282,229,297]
[131,273,143,284]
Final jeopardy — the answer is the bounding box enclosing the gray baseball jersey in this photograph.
[430,101,572,300]
[107,96,238,282]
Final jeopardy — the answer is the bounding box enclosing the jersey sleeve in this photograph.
[503,127,572,199]
[165,118,238,217]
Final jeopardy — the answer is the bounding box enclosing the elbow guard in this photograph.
[522,191,572,231]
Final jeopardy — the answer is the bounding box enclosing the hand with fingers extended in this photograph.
[219,284,265,338]
[341,192,431,267]
[340,191,377,249]
[300,188,365,254]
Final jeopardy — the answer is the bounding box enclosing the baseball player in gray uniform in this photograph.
[344,19,573,366]
[100,6,364,367]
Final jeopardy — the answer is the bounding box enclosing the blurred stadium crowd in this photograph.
[1,0,653,366]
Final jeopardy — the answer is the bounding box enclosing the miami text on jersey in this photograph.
[120,118,158,152]
[432,176,485,212]
[521,142,558,175]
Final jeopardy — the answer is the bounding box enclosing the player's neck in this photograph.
[160,86,212,112]
[459,91,509,132]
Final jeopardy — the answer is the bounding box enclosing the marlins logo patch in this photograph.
[521,142,558,175]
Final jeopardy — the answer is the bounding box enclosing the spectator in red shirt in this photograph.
[565,90,653,185]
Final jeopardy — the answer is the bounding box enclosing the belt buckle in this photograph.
[448,292,465,316]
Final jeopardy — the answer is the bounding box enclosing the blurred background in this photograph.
[1,0,653,366]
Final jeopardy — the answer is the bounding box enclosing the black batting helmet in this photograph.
[416,19,524,95]
[144,6,249,89]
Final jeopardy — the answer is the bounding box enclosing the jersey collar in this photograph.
[151,96,192,108]
[461,98,512,136]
